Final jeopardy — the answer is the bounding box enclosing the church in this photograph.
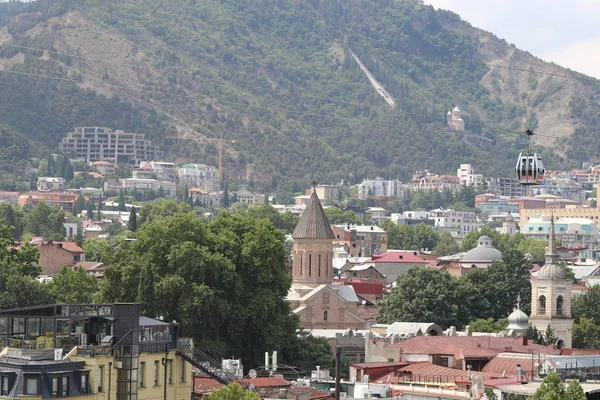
[286,190,366,330]
[529,216,574,348]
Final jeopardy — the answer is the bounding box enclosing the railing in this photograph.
[176,340,237,385]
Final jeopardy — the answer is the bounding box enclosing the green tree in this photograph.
[281,330,334,376]
[532,371,564,400]
[377,266,463,328]
[83,238,113,263]
[64,159,74,181]
[412,223,439,251]
[572,285,600,325]
[433,232,460,256]
[137,263,156,317]
[47,267,99,303]
[572,317,600,349]
[0,226,52,308]
[97,194,103,219]
[101,211,296,367]
[75,220,84,246]
[222,183,230,208]
[138,199,193,225]
[87,200,94,221]
[0,203,23,239]
[565,378,587,400]
[467,318,508,333]
[128,207,138,232]
[207,383,260,400]
[525,324,544,345]
[23,201,66,240]
[484,250,532,318]
[324,206,361,225]
[544,324,558,347]
[74,194,86,216]
[515,238,547,263]
[118,190,127,212]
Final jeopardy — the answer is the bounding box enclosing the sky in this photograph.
[423,0,600,79]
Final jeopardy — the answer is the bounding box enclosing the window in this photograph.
[179,359,186,383]
[98,366,104,392]
[1,375,8,396]
[139,362,146,388]
[168,360,173,384]
[323,311,328,321]
[308,254,312,277]
[24,376,39,395]
[153,360,160,386]
[61,376,69,397]
[557,296,564,316]
[52,377,59,396]
[81,373,89,394]
[318,254,321,277]
[538,295,546,315]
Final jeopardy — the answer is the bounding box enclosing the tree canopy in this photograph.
[100,210,296,367]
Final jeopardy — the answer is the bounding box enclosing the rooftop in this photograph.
[293,191,334,240]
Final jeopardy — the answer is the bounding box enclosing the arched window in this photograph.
[299,253,303,276]
[538,295,546,315]
[318,254,322,277]
[323,311,328,321]
[557,296,564,316]
[308,254,312,277]
[556,339,564,350]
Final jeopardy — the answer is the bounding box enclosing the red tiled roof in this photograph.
[343,281,384,295]
[236,376,291,388]
[351,362,407,369]
[387,336,559,359]
[193,376,222,394]
[560,348,600,356]
[483,377,521,388]
[481,355,534,376]
[290,387,333,400]
[376,361,501,384]
[54,242,85,253]
[370,251,429,264]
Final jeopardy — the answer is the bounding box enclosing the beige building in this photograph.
[287,190,365,330]
[529,217,574,349]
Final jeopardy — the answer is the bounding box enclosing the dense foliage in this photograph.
[0,0,592,189]
[377,249,532,329]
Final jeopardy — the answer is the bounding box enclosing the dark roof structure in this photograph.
[292,190,334,239]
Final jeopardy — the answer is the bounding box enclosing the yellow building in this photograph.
[0,303,201,400]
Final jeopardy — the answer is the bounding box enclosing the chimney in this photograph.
[516,364,522,381]
[522,336,528,346]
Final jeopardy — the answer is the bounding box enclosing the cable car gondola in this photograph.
[515,129,545,185]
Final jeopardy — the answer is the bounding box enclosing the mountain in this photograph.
[0,0,598,191]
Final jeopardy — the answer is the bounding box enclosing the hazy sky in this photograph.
[423,0,600,78]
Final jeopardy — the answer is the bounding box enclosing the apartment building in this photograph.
[37,177,66,192]
[135,161,178,183]
[485,177,528,197]
[59,127,163,165]
[0,303,193,400]
[428,208,479,238]
[332,225,388,257]
[18,192,79,213]
[178,164,220,192]
[358,178,404,199]
[456,164,484,188]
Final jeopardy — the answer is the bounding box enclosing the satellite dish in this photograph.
[249,369,257,379]
[361,300,366,306]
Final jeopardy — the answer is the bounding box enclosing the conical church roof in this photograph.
[538,216,565,280]
[292,190,334,239]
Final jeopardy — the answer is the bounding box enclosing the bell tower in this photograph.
[291,185,334,286]
[529,216,573,348]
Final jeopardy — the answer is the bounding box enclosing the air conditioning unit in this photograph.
[363,392,371,399]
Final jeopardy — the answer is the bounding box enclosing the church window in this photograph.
[538,295,546,315]
[308,254,312,277]
[323,311,328,321]
[300,254,303,276]
[557,296,564,315]
[318,254,322,277]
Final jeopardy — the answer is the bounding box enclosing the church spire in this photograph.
[545,215,560,265]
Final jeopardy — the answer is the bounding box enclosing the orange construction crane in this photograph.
[167,135,236,182]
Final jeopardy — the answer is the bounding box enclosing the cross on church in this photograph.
[311,179,318,190]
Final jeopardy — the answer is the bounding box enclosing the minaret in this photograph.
[530,215,573,348]
[291,184,334,286]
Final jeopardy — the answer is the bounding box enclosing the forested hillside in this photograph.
[0,0,598,190]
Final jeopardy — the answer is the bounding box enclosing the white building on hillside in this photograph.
[358,177,404,199]
[428,208,479,238]
[178,163,219,192]
[457,164,485,188]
